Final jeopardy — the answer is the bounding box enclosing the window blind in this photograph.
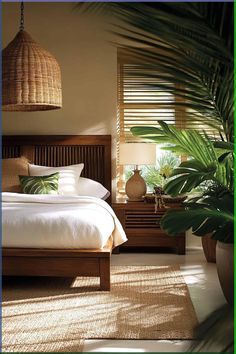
[117,54,220,142]
[118,63,176,142]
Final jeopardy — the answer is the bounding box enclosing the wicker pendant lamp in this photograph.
[2,2,62,111]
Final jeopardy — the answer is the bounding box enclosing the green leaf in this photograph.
[218,152,231,163]
[160,192,234,242]
[213,141,234,151]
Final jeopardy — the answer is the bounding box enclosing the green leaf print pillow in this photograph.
[19,173,59,194]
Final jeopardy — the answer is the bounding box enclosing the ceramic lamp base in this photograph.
[125,169,147,201]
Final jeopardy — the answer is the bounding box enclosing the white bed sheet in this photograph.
[2,193,127,249]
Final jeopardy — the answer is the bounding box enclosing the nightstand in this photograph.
[112,198,185,254]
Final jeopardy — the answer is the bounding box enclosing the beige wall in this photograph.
[3,2,117,136]
[2,2,202,249]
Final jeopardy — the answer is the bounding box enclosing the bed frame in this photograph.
[2,135,112,290]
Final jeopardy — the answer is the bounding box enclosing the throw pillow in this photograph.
[19,173,59,194]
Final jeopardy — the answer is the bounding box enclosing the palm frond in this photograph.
[160,192,234,243]
[131,121,231,191]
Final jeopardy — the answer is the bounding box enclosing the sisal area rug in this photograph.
[2,265,198,352]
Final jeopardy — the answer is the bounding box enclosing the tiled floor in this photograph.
[83,248,226,352]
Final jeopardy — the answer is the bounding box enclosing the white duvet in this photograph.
[2,193,127,249]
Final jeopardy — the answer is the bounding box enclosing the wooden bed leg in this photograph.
[112,246,120,254]
[99,257,110,291]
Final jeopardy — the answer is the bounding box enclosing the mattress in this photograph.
[2,193,127,249]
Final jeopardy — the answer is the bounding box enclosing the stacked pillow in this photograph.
[29,163,84,196]
[2,157,110,199]
[29,164,110,199]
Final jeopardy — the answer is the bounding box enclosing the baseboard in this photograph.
[186,246,203,251]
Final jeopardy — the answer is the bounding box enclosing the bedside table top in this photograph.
[112,198,145,205]
[112,196,184,210]
[113,198,132,204]
[112,198,157,210]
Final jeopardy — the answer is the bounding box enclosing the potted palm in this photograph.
[131,122,234,305]
[161,187,234,306]
[161,190,234,305]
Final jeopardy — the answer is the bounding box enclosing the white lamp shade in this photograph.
[119,143,156,165]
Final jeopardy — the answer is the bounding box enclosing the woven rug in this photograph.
[2,265,198,352]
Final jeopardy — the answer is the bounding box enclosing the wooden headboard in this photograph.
[2,135,112,201]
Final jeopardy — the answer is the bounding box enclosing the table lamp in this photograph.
[119,143,156,201]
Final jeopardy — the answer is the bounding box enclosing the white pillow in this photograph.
[29,163,84,196]
[77,177,110,200]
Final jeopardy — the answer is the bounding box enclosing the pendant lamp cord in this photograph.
[20,1,24,31]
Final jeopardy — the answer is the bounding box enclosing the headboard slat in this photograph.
[2,145,21,159]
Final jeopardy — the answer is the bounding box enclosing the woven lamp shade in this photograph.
[2,30,62,111]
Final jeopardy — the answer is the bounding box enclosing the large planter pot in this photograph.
[202,234,216,263]
[216,241,234,306]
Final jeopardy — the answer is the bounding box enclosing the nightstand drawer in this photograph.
[112,200,186,254]
[125,209,165,229]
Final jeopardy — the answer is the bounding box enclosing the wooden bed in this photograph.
[2,135,112,290]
